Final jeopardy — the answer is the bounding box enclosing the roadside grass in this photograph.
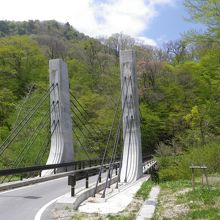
[153,177,220,220]
[136,180,154,200]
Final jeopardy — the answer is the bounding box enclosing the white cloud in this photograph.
[0,0,176,46]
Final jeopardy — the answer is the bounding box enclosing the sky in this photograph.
[0,0,205,46]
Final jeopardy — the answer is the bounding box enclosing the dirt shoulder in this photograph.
[153,177,220,220]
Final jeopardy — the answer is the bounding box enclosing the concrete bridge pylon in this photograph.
[119,50,143,182]
[42,59,74,176]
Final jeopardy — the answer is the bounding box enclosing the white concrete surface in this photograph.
[77,175,150,214]
[42,59,73,176]
[56,174,118,210]
[120,50,143,183]
[136,186,160,220]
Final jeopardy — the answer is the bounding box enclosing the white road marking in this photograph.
[34,194,67,220]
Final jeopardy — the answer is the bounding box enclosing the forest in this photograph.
[0,0,219,180]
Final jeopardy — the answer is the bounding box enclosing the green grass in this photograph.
[184,208,220,219]
[154,178,220,220]
[160,179,191,192]
[177,186,220,205]
[136,180,154,200]
[107,214,135,220]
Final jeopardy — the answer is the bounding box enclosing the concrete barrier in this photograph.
[56,175,118,210]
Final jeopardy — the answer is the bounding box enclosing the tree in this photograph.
[164,40,188,64]
[106,33,135,56]
[184,0,220,40]
[0,36,47,97]
[35,35,67,59]
[184,0,220,27]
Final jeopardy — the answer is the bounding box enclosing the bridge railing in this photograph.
[0,158,119,178]
[0,155,153,184]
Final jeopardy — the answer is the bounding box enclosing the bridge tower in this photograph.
[42,59,74,176]
[120,50,143,182]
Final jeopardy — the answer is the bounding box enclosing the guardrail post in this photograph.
[108,169,111,178]
[68,175,76,197]
[86,172,89,188]
[99,173,101,183]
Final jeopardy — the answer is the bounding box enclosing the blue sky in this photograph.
[144,1,206,45]
[0,0,205,46]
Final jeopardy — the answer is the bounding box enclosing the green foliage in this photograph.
[0,88,16,126]
[0,15,219,179]
[157,142,220,181]
[136,180,154,200]
[0,35,47,128]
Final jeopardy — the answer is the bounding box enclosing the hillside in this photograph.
[0,19,219,179]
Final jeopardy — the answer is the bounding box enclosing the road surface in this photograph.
[0,174,101,220]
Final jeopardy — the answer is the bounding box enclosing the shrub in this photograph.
[157,142,220,181]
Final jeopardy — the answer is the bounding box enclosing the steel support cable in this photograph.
[0,84,55,151]
[102,78,132,197]
[69,92,105,135]
[14,117,51,171]
[123,75,136,183]
[130,76,142,123]
[70,99,102,137]
[70,107,97,139]
[104,77,135,194]
[0,84,57,156]
[129,84,139,166]
[27,120,58,179]
[93,77,130,196]
[37,120,59,165]
[34,129,51,165]
[102,116,122,197]
[70,108,103,156]
[111,78,134,167]
[106,116,123,189]
[73,130,91,160]
[11,104,53,168]
[115,117,129,188]
[10,101,56,166]
[3,112,52,183]
[33,101,58,165]
[127,77,140,174]
[71,117,99,156]
[124,117,133,183]
[14,84,35,127]
[56,101,61,166]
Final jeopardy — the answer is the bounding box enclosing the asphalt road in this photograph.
[0,174,101,220]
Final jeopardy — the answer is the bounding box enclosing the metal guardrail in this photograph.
[0,158,114,177]
[0,155,153,185]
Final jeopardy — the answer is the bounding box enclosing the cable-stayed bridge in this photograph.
[0,50,156,219]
